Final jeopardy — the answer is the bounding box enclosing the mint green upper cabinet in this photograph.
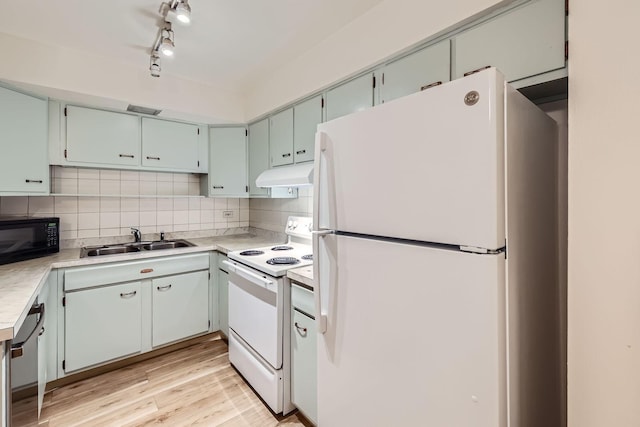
[380,40,451,104]
[0,86,48,194]
[325,73,375,121]
[269,108,294,167]
[141,118,200,172]
[293,96,322,164]
[66,106,140,167]
[209,127,248,197]
[453,0,565,83]
[248,119,269,197]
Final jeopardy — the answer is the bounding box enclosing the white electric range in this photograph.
[223,216,312,415]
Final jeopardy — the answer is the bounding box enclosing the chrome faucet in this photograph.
[160,231,165,241]
[131,227,142,243]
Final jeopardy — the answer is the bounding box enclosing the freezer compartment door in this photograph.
[316,234,507,427]
[315,68,505,250]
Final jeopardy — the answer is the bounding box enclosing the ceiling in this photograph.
[0,0,384,95]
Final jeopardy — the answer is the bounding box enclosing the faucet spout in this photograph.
[131,227,142,243]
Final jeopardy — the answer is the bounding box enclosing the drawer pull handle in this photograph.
[282,153,291,158]
[120,291,137,298]
[463,65,491,77]
[157,284,172,292]
[119,154,135,158]
[25,179,43,183]
[294,322,307,335]
[140,268,154,274]
[146,156,160,160]
[296,149,306,155]
[213,185,224,189]
[420,81,442,91]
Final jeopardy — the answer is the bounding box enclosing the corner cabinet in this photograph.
[141,118,201,172]
[452,0,566,85]
[248,119,270,197]
[0,86,49,194]
[65,106,140,167]
[207,127,248,197]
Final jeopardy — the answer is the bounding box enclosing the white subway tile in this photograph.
[58,213,78,232]
[173,173,188,183]
[100,179,120,195]
[120,198,140,212]
[121,180,140,196]
[78,179,100,194]
[99,212,120,229]
[78,197,100,213]
[157,181,173,196]
[173,223,189,232]
[120,211,139,228]
[173,182,189,196]
[157,211,173,225]
[215,198,228,210]
[78,229,100,238]
[214,221,227,229]
[140,211,157,226]
[54,196,78,214]
[28,196,54,215]
[240,210,249,221]
[239,221,249,227]
[100,197,120,213]
[139,180,156,195]
[140,198,156,212]
[57,167,78,179]
[156,198,173,211]
[227,198,240,209]
[188,181,200,196]
[227,221,240,229]
[55,178,78,194]
[239,198,249,209]
[173,210,189,225]
[100,228,121,237]
[121,170,140,181]
[201,222,214,230]
[100,169,120,180]
[157,224,173,233]
[201,198,214,210]
[140,171,157,182]
[188,223,203,231]
[157,172,173,182]
[78,169,100,180]
[78,213,100,230]
[60,230,78,240]
[174,198,189,210]
[188,174,200,183]
[201,210,214,223]
[188,210,200,224]
[139,225,156,234]
[189,198,201,210]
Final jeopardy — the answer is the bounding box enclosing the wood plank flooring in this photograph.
[23,334,311,426]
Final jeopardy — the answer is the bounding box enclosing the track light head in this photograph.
[149,54,161,77]
[175,0,191,24]
[160,26,174,56]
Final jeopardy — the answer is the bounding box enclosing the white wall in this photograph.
[568,2,640,426]
[0,32,245,124]
[244,0,507,119]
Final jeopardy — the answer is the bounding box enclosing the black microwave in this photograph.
[0,217,59,265]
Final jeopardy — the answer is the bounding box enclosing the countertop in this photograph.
[287,265,315,289]
[0,234,281,341]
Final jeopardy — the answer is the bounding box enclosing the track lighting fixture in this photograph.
[149,54,161,77]
[148,1,193,77]
[160,24,175,57]
[174,0,191,24]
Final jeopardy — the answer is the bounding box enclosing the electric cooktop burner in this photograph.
[271,245,294,251]
[239,250,265,256]
[301,254,313,260]
[266,257,300,265]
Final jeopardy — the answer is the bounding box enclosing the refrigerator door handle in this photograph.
[313,131,336,231]
[313,231,330,334]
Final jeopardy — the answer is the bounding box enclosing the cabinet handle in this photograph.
[157,284,172,292]
[282,153,291,158]
[294,322,307,335]
[463,65,492,77]
[39,327,45,337]
[213,185,224,189]
[296,149,306,155]
[25,179,43,183]
[420,81,443,91]
[146,156,160,160]
[120,291,137,298]
[119,154,135,158]
[140,268,154,274]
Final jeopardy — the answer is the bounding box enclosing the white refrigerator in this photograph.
[312,68,562,427]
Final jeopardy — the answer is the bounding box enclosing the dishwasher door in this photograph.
[10,302,45,427]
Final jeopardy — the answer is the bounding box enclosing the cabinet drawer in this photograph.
[65,253,209,291]
[291,283,314,317]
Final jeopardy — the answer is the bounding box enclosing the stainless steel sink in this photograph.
[80,239,195,257]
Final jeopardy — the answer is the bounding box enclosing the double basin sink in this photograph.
[80,239,195,258]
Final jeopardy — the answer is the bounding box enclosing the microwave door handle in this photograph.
[11,303,45,359]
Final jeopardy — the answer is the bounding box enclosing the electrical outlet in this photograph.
[223,210,233,218]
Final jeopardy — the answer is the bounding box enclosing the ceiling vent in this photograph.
[127,104,162,116]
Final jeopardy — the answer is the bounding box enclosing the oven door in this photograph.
[224,260,283,369]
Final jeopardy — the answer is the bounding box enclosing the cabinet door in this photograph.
[325,73,374,121]
[66,106,140,167]
[380,40,451,104]
[209,127,248,197]
[453,0,565,82]
[293,96,323,164]
[142,118,200,171]
[64,281,142,372]
[0,86,48,193]
[37,283,50,416]
[269,108,294,167]
[291,309,317,424]
[218,268,229,337]
[248,119,269,197]
[152,270,209,347]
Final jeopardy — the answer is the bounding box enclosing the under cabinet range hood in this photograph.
[255,163,314,187]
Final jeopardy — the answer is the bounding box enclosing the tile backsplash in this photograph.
[249,187,313,232]
[0,167,249,242]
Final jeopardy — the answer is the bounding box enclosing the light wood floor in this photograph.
[17,334,311,426]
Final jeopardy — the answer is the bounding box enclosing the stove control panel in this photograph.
[286,216,313,239]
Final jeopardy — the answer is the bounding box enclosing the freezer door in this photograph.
[314,68,505,250]
[316,234,507,427]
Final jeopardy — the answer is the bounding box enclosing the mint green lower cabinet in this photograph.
[291,284,317,424]
[152,270,209,347]
[64,281,142,373]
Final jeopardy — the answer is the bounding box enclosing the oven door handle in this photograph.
[11,303,45,359]
[222,260,273,287]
